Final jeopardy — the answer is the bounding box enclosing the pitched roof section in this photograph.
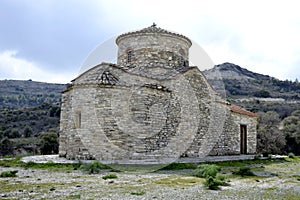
[116,23,192,45]
[230,104,259,118]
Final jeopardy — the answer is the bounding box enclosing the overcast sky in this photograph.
[0,0,299,83]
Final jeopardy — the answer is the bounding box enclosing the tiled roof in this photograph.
[230,104,259,118]
[116,23,192,45]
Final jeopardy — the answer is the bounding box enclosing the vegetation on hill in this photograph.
[0,80,65,156]
[0,80,65,109]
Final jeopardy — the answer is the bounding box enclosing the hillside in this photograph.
[203,62,300,100]
[0,79,65,109]
[0,80,66,155]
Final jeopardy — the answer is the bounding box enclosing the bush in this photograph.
[79,161,108,174]
[23,126,33,138]
[102,173,118,180]
[204,176,222,190]
[0,138,13,156]
[234,166,255,176]
[194,164,220,178]
[39,130,58,154]
[194,164,229,190]
[288,152,295,158]
[0,170,18,177]
[130,191,145,195]
[254,90,271,98]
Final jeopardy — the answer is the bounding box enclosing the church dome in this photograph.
[116,24,192,70]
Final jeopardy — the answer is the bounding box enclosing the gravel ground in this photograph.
[0,156,300,200]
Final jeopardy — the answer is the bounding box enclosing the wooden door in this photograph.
[240,125,247,154]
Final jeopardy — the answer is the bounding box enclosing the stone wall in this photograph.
[60,64,200,163]
[208,110,257,156]
[181,68,230,157]
[59,63,257,163]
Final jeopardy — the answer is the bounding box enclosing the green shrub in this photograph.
[102,173,118,180]
[194,164,229,190]
[234,166,255,176]
[216,174,226,182]
[79,161,108,174]
[130,191,145,195]
[288,152,295,158]
[21,161,81,172]
[204,176,222,190]
[0,170,18,177]
[39,131,59,154]
[194,164,220,178]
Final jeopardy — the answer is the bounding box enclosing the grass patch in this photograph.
[233,166,255,176]
[79,161,110,174]
[0,155,111,173]
[0,156,82,172]
[108,164,166,172]
[130,191,145,195]
[208,158,284,168]
[154,176,202,186]
[22,161,82,172]
[102,173,118,180]
[160,163,197,170]
[0,170,18,177]
[68,194,81,199]
[0,155,23,167]
[292,175,300,181]
[284,155,299,162]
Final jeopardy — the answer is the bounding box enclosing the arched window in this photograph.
[178,48,187,67]
[127,50,133,64]
[75,111,81,128]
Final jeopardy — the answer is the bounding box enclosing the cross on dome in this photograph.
[151,22,157,27]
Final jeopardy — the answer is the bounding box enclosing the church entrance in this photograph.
[240,125,247,154]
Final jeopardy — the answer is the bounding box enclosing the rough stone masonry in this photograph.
[59,24,258,164]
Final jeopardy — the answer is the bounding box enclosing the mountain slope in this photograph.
[0,80,65,150]
[203,62,300,100]
[0,80,65,109]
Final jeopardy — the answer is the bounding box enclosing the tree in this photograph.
[0,138,13,156]
[23,126,33,138]
[39,130,59,155]
[282,110,300,155]
[10,129,21,138]
[257,111,286,154]
[253,89,271,98]
[49,106,61,117]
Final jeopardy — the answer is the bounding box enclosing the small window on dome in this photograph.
[127,50,134,64]
[179,48,185,57]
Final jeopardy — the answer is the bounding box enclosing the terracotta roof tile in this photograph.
[230,104,259,118]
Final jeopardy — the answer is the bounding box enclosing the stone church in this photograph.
[59,24,258,164]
